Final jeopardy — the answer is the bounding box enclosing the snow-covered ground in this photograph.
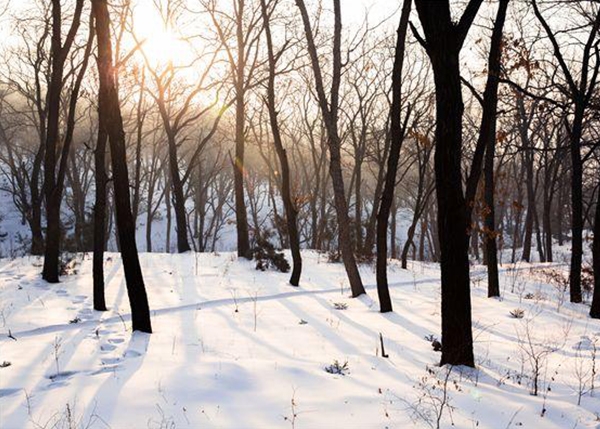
[0,252,599,428]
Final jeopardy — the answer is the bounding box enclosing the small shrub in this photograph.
[425,334,442,352]
[253,232,290,273]
[510,308,525,319]
[524,292,535,300]
[0,361,11,368]
[60,255,79,276]
[69,317,81,324]
[333,302,348,310]
[325,360,349,376]
[327,250,341,263]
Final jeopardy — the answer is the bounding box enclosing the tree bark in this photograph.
[590,192,600,318]
[376,0,411,312]
[42,0,86,283]
[93,122,108,311]
[295,0,365,297]
[414,0,483,367]
[480,0,509,297]
[92,0,151,333]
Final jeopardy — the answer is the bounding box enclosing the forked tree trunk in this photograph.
[295,0,365,297]
[92,0,151,333]
[42,0,86,283]
[414,0,483,367]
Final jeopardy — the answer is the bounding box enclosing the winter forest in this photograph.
[0,0,599,427]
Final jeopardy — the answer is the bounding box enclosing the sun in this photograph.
[132,4,193,68]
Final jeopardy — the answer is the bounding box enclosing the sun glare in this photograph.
[132,4,193,68]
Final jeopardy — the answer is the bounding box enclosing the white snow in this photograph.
[0,251,599,428]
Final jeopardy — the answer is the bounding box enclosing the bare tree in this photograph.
[42,0,94,283]
[295,0,365,297]
[532,0,600,303]
[259,0,302,285]
[375,0,411,313]
[92,0,152,333]
[412,0,483,366]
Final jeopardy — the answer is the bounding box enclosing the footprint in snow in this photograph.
[100,343,117,352]
[0,388,21,398]
[56,289,68,296]
[101,356,122,365]
[71,295,87,304]
[90,365,122,376]
[123,350,142,358]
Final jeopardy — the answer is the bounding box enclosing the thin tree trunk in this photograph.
[93,122,108,311]
[260,0,302,285]
[375,0,411,313]
[295,0,365,297]
[590,192,600,318]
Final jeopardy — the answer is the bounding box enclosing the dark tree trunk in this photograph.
[42,0,87,283]
[92,0,152,333]
[590,193,600,318]
[531,0,600,303]
[484,154,500,297]
[166,132,191,253]
[522,152,535,263]
[479,0,509,297]
[234,0,251,260]
[260,0,302,286]
[30,194,44,255]
[93,122,108,311]
[375,0,411,313]
[414,0,483,367]
[568,104,585,303]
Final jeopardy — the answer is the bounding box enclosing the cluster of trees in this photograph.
[0,0,598,366]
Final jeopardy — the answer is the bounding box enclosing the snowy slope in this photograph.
[0,252,599,428]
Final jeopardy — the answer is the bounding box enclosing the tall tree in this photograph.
[375,0,411,313]
[42,0,89,282]
[591,191,600,318]
[259,0,302,286]
[204,0,263,259]
[477,0,510,298]
[93,102,108,311]
[92,0,152,333]
[295,0,365,297]
[412,0,483,367]
[532,0,600,303]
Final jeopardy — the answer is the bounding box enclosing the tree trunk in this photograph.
[43,0,87,283]
[233,0,251,260]
[295,0,365,297]
[93,122,108,311]
[590,192,600,318]
[166,132,191,253]
[375,0,411,313]
[415,0,482,367]
[569,103,585,303]
[479,0,508,297]
[92,0,151,333]
[260,0,302,286]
